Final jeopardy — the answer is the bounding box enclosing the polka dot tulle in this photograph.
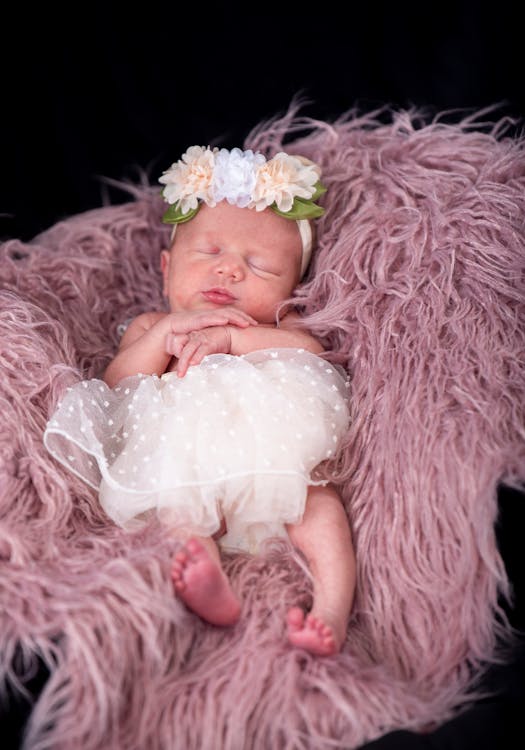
[44,348,350,552]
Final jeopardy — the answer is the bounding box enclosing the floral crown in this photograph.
[159,146,327,276]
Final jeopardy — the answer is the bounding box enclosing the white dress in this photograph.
[44,348,350,553]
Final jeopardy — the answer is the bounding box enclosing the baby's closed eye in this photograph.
[248,258,280,276]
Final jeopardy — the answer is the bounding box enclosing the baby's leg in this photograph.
[286,485,356,656]
[172,536,241,626]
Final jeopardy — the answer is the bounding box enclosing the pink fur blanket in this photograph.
[1,107,524,750]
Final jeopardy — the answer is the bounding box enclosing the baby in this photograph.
[45,147,356,656]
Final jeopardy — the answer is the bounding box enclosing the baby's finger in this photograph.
[191,310,257,329]
[185,344,209,367]
[224,309,258,327]
[180,312,235,332]
[176,339,201,377]
[166,333,188,356]
[188,342,213,368]
[167,311,227,335]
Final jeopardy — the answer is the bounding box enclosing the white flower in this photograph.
[159,146,216,214]
[211,148,266,208]
[250,153,319,213]
[159,147,324,223]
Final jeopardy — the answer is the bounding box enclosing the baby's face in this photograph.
[161,201,303,324]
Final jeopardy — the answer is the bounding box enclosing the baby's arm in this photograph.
[173,314,323,377]
[103,312,167,387]
[228,320,323,356]
[103,309,257,387]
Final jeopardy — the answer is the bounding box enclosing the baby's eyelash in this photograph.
[249,261,280,277]
[248,259,270,273]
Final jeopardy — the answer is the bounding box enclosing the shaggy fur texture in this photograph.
[1,106,524,749]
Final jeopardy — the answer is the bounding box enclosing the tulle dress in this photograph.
[44,348,350,553]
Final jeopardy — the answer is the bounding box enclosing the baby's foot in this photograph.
[171,538,241,626]
[286,607,343,656]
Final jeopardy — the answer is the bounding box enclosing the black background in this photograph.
[1,3,524,748]
[1,2,524,241]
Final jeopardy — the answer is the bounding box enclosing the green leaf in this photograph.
[311,180,327,201]
[271,197,325,221]
[162,204,200,224]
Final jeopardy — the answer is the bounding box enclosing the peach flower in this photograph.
[250,153,320,212]
[159,146,217,214]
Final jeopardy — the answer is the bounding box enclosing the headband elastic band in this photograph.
[297,219,312,277]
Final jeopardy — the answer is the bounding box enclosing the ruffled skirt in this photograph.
[44,348,350,552]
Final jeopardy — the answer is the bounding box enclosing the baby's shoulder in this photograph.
[118,310,168,348]
[129,310,167,332]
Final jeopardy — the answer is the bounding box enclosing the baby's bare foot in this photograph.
[286,607,343,656]
[171,538,241,626]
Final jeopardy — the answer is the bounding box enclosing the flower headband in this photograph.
[159,146,326,277]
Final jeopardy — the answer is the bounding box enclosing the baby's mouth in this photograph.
[201,287,237,305]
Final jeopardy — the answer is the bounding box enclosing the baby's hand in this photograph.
[168,326,233,377]
[166,309,256,336]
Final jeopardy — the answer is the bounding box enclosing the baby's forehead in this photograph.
[181,205,300,247]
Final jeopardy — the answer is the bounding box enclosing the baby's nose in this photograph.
[215,255,243,279]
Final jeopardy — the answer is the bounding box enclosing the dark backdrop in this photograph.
[1,3,524,748]
[1,2,524,241]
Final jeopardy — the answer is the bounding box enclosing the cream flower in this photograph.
[159,147,325,226]
[159,146,217,214]
[211,148,266,208]
[250,153,319,213]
